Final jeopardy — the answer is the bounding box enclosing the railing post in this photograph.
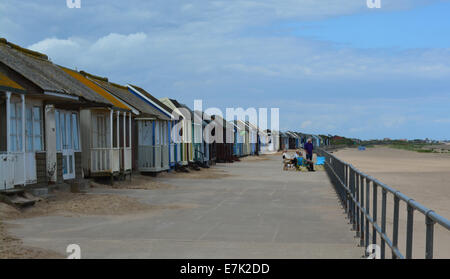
[406,203,414,259]
[341,163,350,220]
[372,183,378,245]
[425,213,435,259]
[356,172,360,237]
[350,168,355,229]
[360,175,365,247]
[392,195,400,259]
[365,179,370,251]
[381,189,387,259]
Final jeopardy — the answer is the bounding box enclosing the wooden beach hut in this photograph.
[0,38,112,189]
[189,108,210,167]
[195,110,216,165]
[211,115,234,163]
[60,68,134,182]
[80,73,180,172]
[245,121,259,155]
[286,131,298,149]
[232,120,245,157]
[127,85,174,172]
[159,98,194,166]
[164,101,209,167]
[235,120,250,157]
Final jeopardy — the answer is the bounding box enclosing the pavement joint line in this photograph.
[196,221,222,241]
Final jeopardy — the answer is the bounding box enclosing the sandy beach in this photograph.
[333,146,450,258]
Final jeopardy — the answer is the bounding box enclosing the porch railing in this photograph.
[0,153,16,190]
[91,148,120,173]
[162,145,169,169]
[317,148,450,259]
[169,144,175,164]
[121,147,132,171]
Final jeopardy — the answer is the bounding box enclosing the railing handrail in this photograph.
[317,148,450,259]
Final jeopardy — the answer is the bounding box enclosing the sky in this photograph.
[1,0,450,140]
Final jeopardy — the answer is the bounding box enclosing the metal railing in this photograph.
[317,148,450,259]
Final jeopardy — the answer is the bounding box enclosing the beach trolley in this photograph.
[0,39,117,189]
[127,85,174,172]
[212,115,234,163]
[159,98,194,166]
[61,69,134,182]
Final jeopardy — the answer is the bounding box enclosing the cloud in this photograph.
[3,0,450,139]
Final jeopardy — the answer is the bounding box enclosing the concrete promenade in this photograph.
[6,155,363,258]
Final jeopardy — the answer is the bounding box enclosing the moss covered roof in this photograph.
[0,72,25,93]
[61,67,130,110]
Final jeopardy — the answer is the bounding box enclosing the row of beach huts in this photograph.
[0,38,329,191]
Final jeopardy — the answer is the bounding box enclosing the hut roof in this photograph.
[81,72,162,118]
[128,84,173,119]
[60,67,131,111]
[158,97,185,120]
[0,38,110,104]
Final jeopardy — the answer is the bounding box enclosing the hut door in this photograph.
[57,110,78,180]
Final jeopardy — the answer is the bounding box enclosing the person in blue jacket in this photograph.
[304,138,314,161]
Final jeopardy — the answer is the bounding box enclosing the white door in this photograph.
[57,110,79,180]
[25,106,43,184]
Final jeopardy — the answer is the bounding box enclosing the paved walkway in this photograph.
[7,155,363,258]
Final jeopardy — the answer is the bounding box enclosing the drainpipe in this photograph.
[129,112,132,170]
[116,111,120,150]
[128,112,131,150]
[21,94,26,185]
[109,109,113,149]
[123,111,126,170]
[6,92,11,153]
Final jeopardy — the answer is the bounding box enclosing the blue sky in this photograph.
[1,0,450,140]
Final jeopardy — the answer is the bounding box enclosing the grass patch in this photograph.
[389,143,435,153]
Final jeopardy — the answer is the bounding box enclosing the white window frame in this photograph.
[9,102,22,152]
[55,109,81,152]
[25,105,44,152]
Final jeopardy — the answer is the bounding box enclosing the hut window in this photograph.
[56,110,61,151]
[25,106,43,152]
[72,113,79,150]
[60,111,66,149]
[163,122,168,145]
[93,114,107,148]
[9,102,22,152]
[155,121,160,145]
